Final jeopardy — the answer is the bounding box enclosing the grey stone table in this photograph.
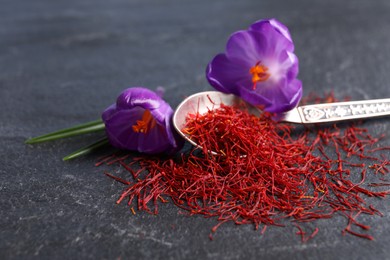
[1,0,390,259]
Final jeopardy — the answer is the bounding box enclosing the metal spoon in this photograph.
[173,91,390,150]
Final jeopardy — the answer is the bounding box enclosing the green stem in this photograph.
[62,137,110,161]
[26,119,105,144]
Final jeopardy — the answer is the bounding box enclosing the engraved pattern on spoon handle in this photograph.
[297,98,390,123]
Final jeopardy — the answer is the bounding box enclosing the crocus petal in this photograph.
[148,100,173,125]
[251,22,294,59]
[116,87,162,111]
[102,87,184,154]
[148,102,185,153]
[206,54,248,95]
[237,78,273,108]
[162,108,184,153]
[137,123,171,153]
[226,30,268,62]
[279,50,299,81]
[102,108,143,150]
[280,79,303,109]
[250,18,292,43]
[240,78,302,113]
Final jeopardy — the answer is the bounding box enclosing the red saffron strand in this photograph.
[104,172,131,185]
[344,228,375,241]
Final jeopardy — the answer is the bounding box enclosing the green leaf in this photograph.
[62,137,110,161]
[25,119,105,144]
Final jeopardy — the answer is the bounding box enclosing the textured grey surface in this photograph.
[1,0,390,259]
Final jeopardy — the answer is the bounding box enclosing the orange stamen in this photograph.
[249,61,270,90]
[132,109,156,134]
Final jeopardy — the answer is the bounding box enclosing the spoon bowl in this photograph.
[172,91,260,150]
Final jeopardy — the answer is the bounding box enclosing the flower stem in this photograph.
[62,137,110,161]
[25,119,105,144]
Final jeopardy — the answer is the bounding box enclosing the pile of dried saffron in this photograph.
[98,94,389,242]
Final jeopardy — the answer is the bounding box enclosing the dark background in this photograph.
[1,0,390,259]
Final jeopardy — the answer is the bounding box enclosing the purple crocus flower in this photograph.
[206,19,302,113]
[102,87,184,154]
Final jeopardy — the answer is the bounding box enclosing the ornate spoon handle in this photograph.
[282,98,390,124]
